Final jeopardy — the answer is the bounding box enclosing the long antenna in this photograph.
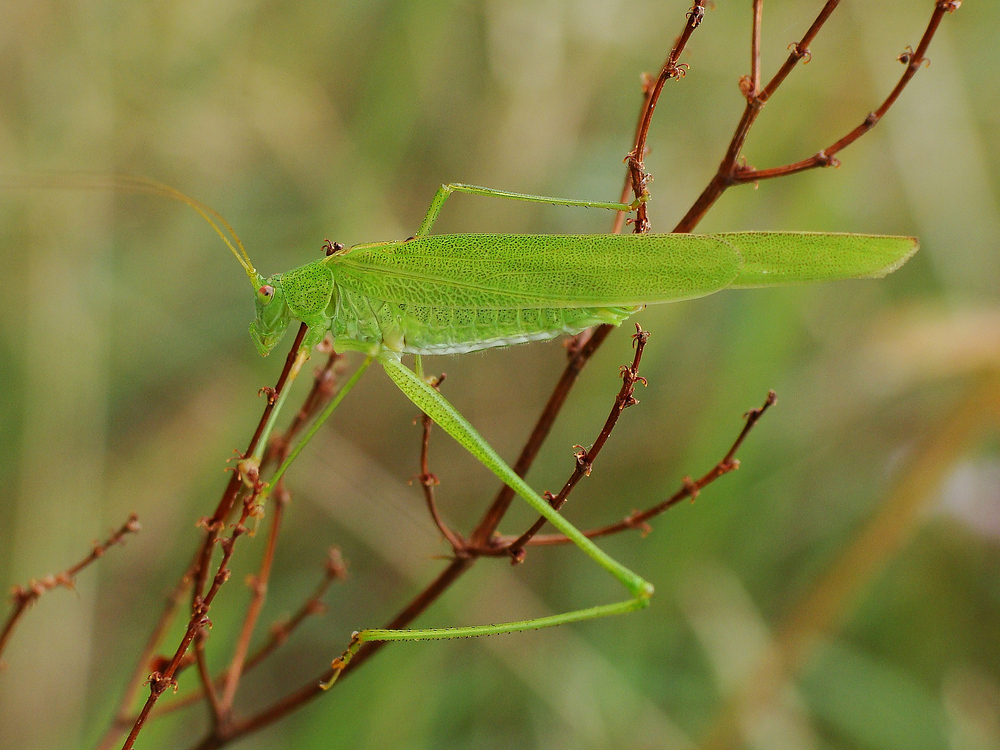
[1,172,259,282]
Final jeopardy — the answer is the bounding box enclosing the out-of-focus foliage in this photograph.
[0,1,997,749]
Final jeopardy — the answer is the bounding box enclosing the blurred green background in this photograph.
[1,1,998,749]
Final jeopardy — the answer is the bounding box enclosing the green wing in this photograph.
[329,233,742,309]
[328,232,917,309]
[724,232,918,287]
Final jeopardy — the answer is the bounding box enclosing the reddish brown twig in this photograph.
[191,324,308,608]
[468,324,616,549]
[677,0,957,231]
[731,1,958,184]
[499,324,651,562]
[215,488,287,718]
[0,512,140,665]
[748,0,763,98]
[194,624,223,726]
[111,547,348,727]
[110,337,347,750]
[471,0,713,545]
[121,326,309,750]
[244,546,348,670]
[198,384,774,750]
[499,391,777,547]
[122,490,264,750]
[196,561,476,748]
[677,0,839,230]
[614,0,708,235]
[414,373,467,554]
[218,349,341,715]
[190,344,319,726]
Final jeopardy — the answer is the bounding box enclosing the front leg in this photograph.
[300,316,333,352]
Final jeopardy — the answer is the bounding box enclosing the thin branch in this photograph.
[677,0,841,231]
[485,0,707,553]
[115,548,347,726]
[218,347,343,713]
[117,323,311,750]
[0,513,140,664]
[203,391,778,749]
[96,560,195,750]
[473,1,708,548]
[168,347,346,743]
[175,327,311,733]
[624,0,707,234]
[101,342,333,750]
[497,391,777,548]
[612,73,654,236]
[246,547,348,670]
[122,492,263,750]
[215,352,341,714]
[416,376,467,554]
[217,489,287,715]
[749,0,763,97]
[734,1,959,184]
[500,324,651,561]
[197,558,475,749]
[194,627,222,726]
[190,324,309,609]
[678,0,957,230]
[468,324,615,548]
[758,1,836,104]
[117,339,347,749]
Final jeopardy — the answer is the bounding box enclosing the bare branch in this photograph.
[0,513,140,664]
[109,548,347,731]
[734,1,959,184]
[498,324,651,561]
[620,0,708,234]
[218,350,342,714]
[678,0,956,230]
[503,391,777,547]
[416,387,467,553]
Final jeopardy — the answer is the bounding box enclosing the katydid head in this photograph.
[142,179,283,355]
[249,274,291,356]
[37,176,294,357]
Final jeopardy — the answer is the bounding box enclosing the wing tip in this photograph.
[866,235,919,278]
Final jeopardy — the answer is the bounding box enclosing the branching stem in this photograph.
[500,324,651,561]
[0,513,140,664]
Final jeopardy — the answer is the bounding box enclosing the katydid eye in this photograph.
[258,285,275,303]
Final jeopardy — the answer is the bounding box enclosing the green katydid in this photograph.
[11,174,917,681]
[227,182,916,683]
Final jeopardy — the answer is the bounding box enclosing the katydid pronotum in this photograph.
[23,175,918,684]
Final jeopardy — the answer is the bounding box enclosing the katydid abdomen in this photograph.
[331,287,637,355]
